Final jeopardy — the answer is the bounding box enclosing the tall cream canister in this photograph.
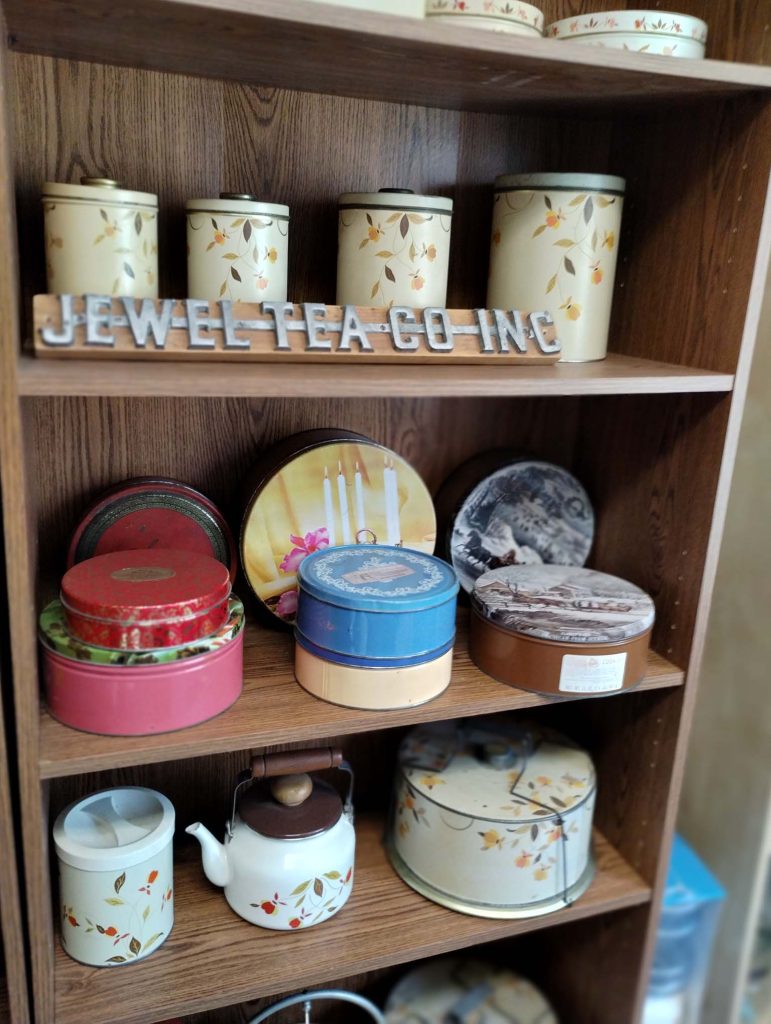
[487,173,625,362]
[42,178,159,297]
[337,189,453,307]
[186,194,290,301]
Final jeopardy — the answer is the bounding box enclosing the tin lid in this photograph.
[398,719,595,824]
[61,549,231,627]
[186,196,289,219]
[472,564,655,643]
[42,178,158,208]
[494,172,626,195]
[444,458,594,595]
[238,776,342,840]
[385,957,557,1024]
[53,787,175,871]
[39,596,244,665]
[67,477,237,583]
[338,190,453,215]
[298,545,458,613]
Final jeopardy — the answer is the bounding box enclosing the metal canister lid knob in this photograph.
[80,177,121,188]
[220,192,258,201]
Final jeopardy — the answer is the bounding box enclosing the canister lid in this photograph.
[494,172,626,195]
[61,549,231,626]
[238,777,342,839]
[385,957,558,1024]
[398,719,595,824]
[53,788,175,871]
[67,476,237,583]
[186,196,290,219]
[338,191,453,215]
[472,564,655,643]
[298,545,459,613]
[41,179,158,208]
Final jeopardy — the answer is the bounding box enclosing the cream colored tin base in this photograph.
[386,838,596,919]
[294,644,452,710]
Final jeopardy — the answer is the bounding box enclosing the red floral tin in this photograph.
[60,549,231,651]
[67,477,237,583]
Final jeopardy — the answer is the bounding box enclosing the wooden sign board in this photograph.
[33,295,561,365]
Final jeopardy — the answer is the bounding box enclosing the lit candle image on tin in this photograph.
[241,440,435,623]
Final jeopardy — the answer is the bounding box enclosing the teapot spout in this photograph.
[185,822,232,887]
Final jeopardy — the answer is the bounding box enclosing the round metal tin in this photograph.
[68,477,237,583]
[240,429,437,625]
[40,596,244,666]
[61,549,231,651]
[438,457,594,595]
[294,641,452,711]
[386,839,595,919]
[296,545,458,661]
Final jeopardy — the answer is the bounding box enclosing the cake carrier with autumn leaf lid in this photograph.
[387,717,596,918]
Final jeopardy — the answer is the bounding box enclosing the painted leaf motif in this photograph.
[243,220,252,242]
[142,932,163,951]
[399,214,409,238]
[111,278,119,294]
[291,881,310,896]
[370,282,379,299]
[93,235,105,245]
[231,267,242,282]
[366,213,373,226]
[230,218,245,227]
[206,241,216,251]
[375,250,393,258]
[564,256,576,275]
[591,230,598,251]
[210,218,218,230]
[552,796,568,808]
[100,209,109,222]
[123,262,135,279]
[554,239,573,248]
[384,265,396,283]
[313,878,324,897]
[531,824,539,841]
[407,214,425,224]
[106,956,127,963]
[546,274,557,294]
[386,212,401,223]
[96,924,106,934]
[114,873,126,894]
[129,936,141,956]
[324,871,341,880]
[532,224,547,238]
[409,242,416,262]
[105,897,124,906]
[569,194,587,206]
[596,196,614,208]
[544,195,552,210]
[359,239,369,250]
[143,905,150,921]
[584,197,594,223]
[223,252,239,260]
[219,281,227,297]
[134,212,142,235]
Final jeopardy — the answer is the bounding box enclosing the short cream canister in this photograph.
[487,173,625,362]
[54,787,175,967]
[42,178,158,297]
[337,189,453,307]
[187,194,289,301]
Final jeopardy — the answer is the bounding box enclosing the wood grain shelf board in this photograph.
[4,0,771,113]
[39,617,685,779]
[53,816,651,1024]
[17,353,734,400]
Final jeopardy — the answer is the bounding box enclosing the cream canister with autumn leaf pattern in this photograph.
[42,178,158,298]
[387,718,596,918]
[54,787,174,967]
[187,194,289,301]
[337,189,453,307]
[487,173,625,362]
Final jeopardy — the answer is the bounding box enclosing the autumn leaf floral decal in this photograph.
[250,867,353,929]
[189,212,285,299]
[90,207,157,294]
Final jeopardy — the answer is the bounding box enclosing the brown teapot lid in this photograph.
[238,774,342,839]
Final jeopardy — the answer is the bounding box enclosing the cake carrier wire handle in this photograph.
[248,989,386,1024]
[228,747,353,839]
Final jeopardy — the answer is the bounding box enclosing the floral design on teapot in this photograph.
[250,866,353,929]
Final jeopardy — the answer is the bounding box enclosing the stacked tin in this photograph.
[293,545,459,710]
[40,478,245,735]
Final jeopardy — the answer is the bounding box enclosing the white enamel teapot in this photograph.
[186,747,355,930]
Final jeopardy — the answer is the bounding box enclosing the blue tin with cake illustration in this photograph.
[295,545,458,662]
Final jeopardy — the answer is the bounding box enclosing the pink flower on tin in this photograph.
[279,528,330,574]
[276,588,299,619]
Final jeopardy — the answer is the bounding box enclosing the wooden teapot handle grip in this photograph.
[251,747,343,779]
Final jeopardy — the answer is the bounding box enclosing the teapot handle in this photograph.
[250,747,343,779]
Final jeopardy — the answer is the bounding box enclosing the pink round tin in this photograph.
[41,615,244,736]
[60,549,231,651]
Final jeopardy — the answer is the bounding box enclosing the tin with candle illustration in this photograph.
[240,429,436,624]
[294,545,458,709]
[42,178,158,297]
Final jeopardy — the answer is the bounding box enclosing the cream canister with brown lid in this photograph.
[42,178,158,297]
